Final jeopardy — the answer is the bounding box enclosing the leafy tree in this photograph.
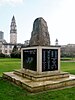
[10,45,21,58]
[12,45,18,52]
[0,53,5,58]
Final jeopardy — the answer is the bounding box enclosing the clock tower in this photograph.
[10,16,17,44]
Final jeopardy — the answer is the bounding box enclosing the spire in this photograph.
[55,38,58,45]
[10,16,17,34]
[12,15,15,20]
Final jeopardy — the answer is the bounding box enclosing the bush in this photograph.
[10,51,21,58]
[0,53,5,58]
[5,55,10,58]
[10,45,21,58]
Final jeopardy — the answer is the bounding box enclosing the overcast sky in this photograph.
[0,0,75,45]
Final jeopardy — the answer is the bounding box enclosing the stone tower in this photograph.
[10,16,17,44]
[55,39,58,45]
[0,31,4,41]
[30,17,50,46]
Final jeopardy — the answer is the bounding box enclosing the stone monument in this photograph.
[30,17,50,46]
[3,17,75,93]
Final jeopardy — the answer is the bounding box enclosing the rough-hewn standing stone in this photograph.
[30,17,50,46]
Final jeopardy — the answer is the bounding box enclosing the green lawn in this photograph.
[0,58,75,100]
[61,61,75,74]
[1,77,75,100]
[0,58,21,76]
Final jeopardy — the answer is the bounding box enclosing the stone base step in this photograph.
[3,72,75,93]
[14,69,69,81]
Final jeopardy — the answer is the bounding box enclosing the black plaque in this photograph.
[42,49,58,71]
[23,49,37,71]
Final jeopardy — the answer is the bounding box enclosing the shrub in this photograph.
[0,53,5,58]
[10,51,21,58]
[10,45,21,58]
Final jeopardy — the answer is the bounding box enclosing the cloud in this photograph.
[0,0,24,6]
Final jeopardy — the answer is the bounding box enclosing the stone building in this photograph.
[0,16,22,55]
[61,44,75,57]
[0,41,2,53]
[0,31,4,53]
[55,39,58,46]
[10,16,17,44]
[0,31,4,41]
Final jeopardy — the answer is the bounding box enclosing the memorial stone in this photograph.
[22,46,60,73]
[22,17,59,72]
[30,17,50,46]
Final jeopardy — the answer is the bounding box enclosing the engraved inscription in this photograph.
[42,49,58,71]
[23,49,37,71]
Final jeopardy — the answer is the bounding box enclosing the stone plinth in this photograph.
[3,71,75,93]
[21,46,60,73]
[14,69,69,81]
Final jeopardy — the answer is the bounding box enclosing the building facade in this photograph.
[0,16,23,55]
[2,43,22,55]
[0,31,4,41]
[0,31,4,53]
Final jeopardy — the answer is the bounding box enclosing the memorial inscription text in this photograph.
[23,49,37,71]
[42,49,58,71]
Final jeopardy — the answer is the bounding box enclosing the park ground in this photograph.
[0,58,75,100]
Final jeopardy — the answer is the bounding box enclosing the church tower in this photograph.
[10,16,17,44]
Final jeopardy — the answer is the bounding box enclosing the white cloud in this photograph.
[0,0,24,6]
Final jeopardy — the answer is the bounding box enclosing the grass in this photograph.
[0,58,75,100]
[1,77,75,100]
[61,62,75,74]
[0,58,21,76]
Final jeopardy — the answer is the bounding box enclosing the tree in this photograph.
[12,45,18,52]
[0,53,5,58]
[10,45,21,58]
